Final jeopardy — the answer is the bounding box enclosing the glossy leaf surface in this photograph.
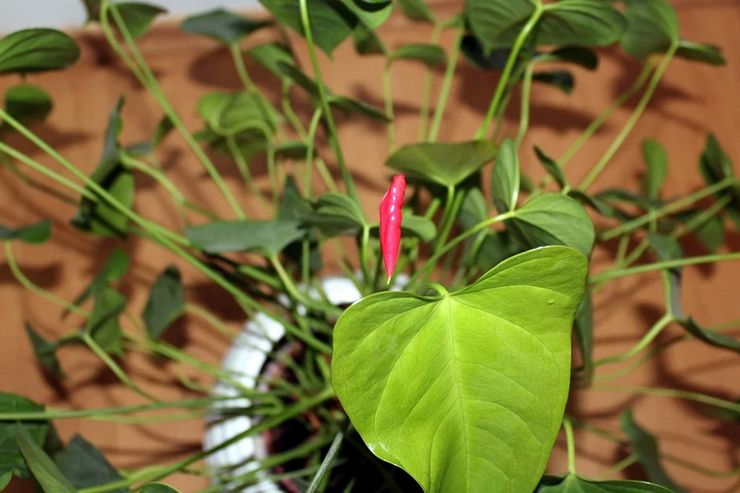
[333,246,588,493]
[0,29,79,74]
[511,194,595,256]
[386,140,497,188]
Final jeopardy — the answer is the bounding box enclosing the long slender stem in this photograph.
[592,384,740,413]
[297,0,359,204]
[592,251,740,283]
[593,313,673,366]
[563,417,577,475]
[578,44,678,190]
[101,1,246,219]
[476,1,544,139]
[515,63,534,148]
[306,430,344,493]
[418,22,443,141]
[601,177,736,241]
[382,63,397,152]
[428,26,464,142]
[304,108,322,197]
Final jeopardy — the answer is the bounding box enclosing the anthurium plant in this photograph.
[0,0,738,492]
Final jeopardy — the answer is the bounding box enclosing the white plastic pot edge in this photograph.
[202,276,364,491]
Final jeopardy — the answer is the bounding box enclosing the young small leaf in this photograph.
[641,139,668,199]
[113,2,166,38]
[387,140,497,188]
[511,193,595,256]
[16,425,76,493]
[676,40,726,66]
[186,220,305,256]
[142,266,185,340]
[0,220,51,244]
[491,138,520,213]
[534,146,568,190]
[25,323,63,377]
[182,9,271,45]
[247,42,295,78]
[4,84,52,126]
[0,29,80,74]
[621,411,686,493]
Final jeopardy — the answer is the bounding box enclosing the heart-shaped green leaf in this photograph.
[621,0,678,60]
[259,0,355,55]
[0,29,79,74]
[0,220,51,244]
[186,219,304,256]
[466,0,625,55]
[491,138,520,212]
[511,194,595,256]
[182,9,271,45]
[333,246,588,493]
[537,474,673,492]
[142,266,185,340]
[198,91,276,137]
[387,140,497,188]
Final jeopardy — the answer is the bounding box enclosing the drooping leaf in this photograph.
[353,23,386,55]
[333,246,588,493]
[621,411,686,493]
[699,134,740,211]
[259,0,356,55]
[54,435,125,492]
[466,0,626,55]
[676,40,725,66]
[186,219,305,256]
[0,220,51,244]
[389,44,445,68]
[0,29,80,74]
[142,266,185,340]
[641,139,668,199]
[182,9,271,45]
[16,425,75,493]
[621,0,679,60]
[396,0,435,23]
[533,71,574,94]
[677,210,724,253]
[678,317,740,353]
[329,95,388,121]
[491,138,520,213]
[539,46,598,70]
[536,474,673,492]
[247,42,296,78]
[510,193,595,256]
[0,393,48,477]
[25,324,63,377]
[534,146,568,190]
[4,84,52,126]
[387,140,497,188]
[198,91,276,137]
[111,3,166,39]
[84,287,126,356]
[309,193,368,236]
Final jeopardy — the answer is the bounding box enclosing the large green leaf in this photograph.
[0,220,51,244]
[621,0,678,60]
[621,411,686,493]
[16,426,75,493]
[182,9,271,45]
[259,0,356,55]
[386,140,497,188]
[537,474,673,492]
[186,219,304,256]
[491,138,519,213]
[142,266,185,340]
[0,29,80,74]
[54,435,125,492]
[465,0,625,55]
[510,193,595,256]
[333,246,588,493]
[0,393,48,477]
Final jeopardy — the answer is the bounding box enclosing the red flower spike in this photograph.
[379,174,406,283]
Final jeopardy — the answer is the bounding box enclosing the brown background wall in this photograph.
[1,1,739,491]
